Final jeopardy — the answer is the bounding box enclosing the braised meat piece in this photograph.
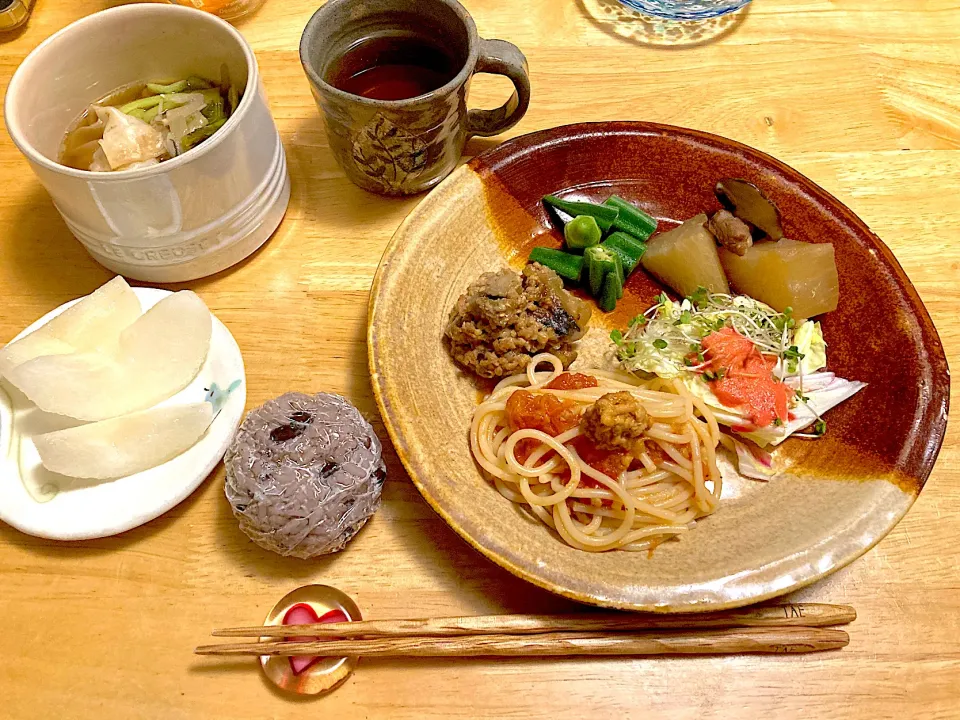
[707,209,753,256]
[580,391,650,455]
[445,263,592,378]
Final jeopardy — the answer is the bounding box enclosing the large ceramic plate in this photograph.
[0,287,246,541]
[368,122,949,611]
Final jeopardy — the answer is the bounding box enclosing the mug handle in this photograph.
[466,38,531,138]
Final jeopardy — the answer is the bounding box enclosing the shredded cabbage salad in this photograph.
[611,289,866,457]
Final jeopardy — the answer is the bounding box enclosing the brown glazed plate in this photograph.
[368,122,949,611]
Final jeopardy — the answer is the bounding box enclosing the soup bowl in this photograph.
[3,4,290,282]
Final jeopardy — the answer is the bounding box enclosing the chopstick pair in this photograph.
[195,602,855,658]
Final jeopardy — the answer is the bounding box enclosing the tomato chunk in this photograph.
[570,435,630,481]
[506,390,580,435]
[544,373,599,391]
[505,390,581,462]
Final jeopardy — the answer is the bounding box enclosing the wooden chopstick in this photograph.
[211,602,855,639]
[195,626,849,657]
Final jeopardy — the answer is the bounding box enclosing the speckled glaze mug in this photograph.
[300,0,531,196]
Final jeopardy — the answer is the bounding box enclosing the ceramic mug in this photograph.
[300,0,531,196]
[3,4,290,283]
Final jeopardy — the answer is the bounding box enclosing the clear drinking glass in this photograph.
[166,0,267,22]
[617,0,750,20]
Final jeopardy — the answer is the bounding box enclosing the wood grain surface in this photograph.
[0,1,958,718]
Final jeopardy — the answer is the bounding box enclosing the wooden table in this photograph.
[1,1,958,717]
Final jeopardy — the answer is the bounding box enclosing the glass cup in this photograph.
[617,0,751,20]
[167,0,268,22]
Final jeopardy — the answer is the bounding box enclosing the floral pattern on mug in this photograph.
[352,115,428,192]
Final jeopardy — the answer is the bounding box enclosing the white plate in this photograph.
[0,287,245,540]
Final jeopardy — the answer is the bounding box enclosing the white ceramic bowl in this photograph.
[3,4,290,282]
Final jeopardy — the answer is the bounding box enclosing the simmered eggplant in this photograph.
[715,179,784,240]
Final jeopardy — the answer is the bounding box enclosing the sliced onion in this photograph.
[160,93,208,153]
[166,112,206,147]
[732,439,776,480]
[162,93,206,117]
[783,372,836,392]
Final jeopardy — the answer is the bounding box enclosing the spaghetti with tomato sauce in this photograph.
[470,353,725,552]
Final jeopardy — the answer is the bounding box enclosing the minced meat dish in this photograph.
[445,263,592,378]
[580,391,650,456]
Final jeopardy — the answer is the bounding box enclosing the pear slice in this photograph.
[6,291,212,421]
[0,276,141,378]
[33,402,214,480]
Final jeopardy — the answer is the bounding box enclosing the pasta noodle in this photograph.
[469,353,723,552]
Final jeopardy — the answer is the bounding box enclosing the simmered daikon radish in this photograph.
[641,214,730,298]
[719,239,839,319]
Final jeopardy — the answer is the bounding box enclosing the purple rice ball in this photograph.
[224,392,386,558]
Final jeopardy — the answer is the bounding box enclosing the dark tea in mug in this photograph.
[326,33,460,101]
[301,0,530,194]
